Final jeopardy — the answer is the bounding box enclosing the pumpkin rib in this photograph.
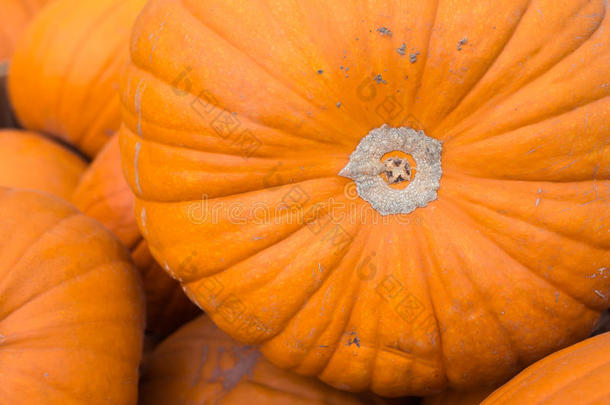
[449,94,610,150]
[443,176,609,250]
[434,0,605,135]
[0,213,81,289]
[430,0,533,133]
[443,26,609,147]
[121,65,342,149]
[3,259,129,326]
[179,0,351,142]
[279,229,377,376]
[447,190,609,288]
[392,221,447,392]
[73,51,127,148]
[0,368,90,404]
[441,175,609,250]
[541,360,610,402]
[147,2,359,146]
[408,0,440,106]
[439,198,603,313]
[53,0,127,135]
[120,130,348,200]
[186,202,360,291]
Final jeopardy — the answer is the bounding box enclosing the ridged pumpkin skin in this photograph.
[8,0,147,157]
[0,0,51,61]
[140,316,399,405]
[482,332,610,404]
[120,0,610,397]
[0,129,86,199]
[72,134,199,339]
[0,188,145,404]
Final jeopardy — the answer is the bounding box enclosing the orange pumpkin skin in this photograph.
[140,316,400,405]
[0,0,51,61]
[0,129,86,199]
[0,187,145,404]
[481,332,610,404]
[8,0,147,157]
[120,0,610,397]
[422,389,494,405]
[72,134,199,339]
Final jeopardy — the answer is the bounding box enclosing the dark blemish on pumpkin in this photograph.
[555,292,559,302]
[409,52,420,63]
[340,66,344,69]
[457,37,468,51]
[397,43,407,56]
[210,347,260,391]
[377,27,393,37]
[191,345,209,387]
[374,74,387,84]
[317,69,324,74]
[319,345,329,348]
[336,102,342,108]
[347,332,361,348]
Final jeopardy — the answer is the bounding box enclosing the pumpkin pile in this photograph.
[0,0,608,404]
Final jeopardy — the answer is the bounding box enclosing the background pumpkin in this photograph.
[0,187,145,404]
[72,133,200,340]
[422,389,495,405]
[0,0,52,62]
[8,0,147,157]
[481,332,610,404]
[120,0,610,397]
[140,315,405,405]
[0,129,86,199]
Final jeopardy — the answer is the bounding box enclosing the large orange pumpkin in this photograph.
[8,0,147,157]
[0,0,52,61]
[481,332,610,404]
[0,187,145,404]
[72,134,200,339]
[140,315,402,405]
[0,129,86,199]
[120,0,610,396]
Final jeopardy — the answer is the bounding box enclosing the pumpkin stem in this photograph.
[339,125,442,215]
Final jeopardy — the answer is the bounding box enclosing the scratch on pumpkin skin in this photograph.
[134,141,142,194]
[140,208,147,236]
[134,79,146,138]
[148,21,166,63]
[594,290,607,300]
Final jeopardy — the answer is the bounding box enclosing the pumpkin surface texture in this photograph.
[0,187,145,404]
[0,129,86,199]
[481,332,610,404]
[120,0,610,397]
[140,315,400,405]
[72,134,200,339]
[8,0,147,157]
[0,0,52,61]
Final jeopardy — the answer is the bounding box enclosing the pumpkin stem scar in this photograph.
[339,125,442,215]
